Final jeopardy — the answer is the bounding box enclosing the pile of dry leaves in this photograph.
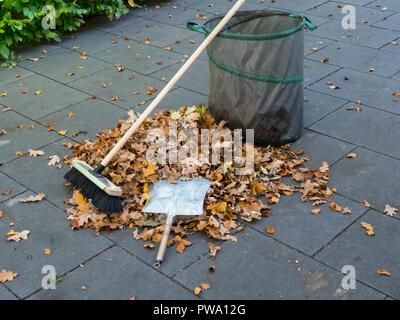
[65,105,341,246]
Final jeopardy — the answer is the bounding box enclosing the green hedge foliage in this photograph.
[0,0,146,65]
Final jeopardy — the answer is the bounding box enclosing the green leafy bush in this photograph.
[0,0,146,66]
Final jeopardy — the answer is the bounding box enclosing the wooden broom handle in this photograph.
[156,223,172,264]
[100,0,246,167]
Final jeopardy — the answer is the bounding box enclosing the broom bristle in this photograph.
[64,167,123,214]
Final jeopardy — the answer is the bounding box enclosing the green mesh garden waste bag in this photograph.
[187,11,316,146]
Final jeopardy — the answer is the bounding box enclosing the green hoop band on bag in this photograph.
[186,13,317,41]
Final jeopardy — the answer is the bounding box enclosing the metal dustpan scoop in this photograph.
[142,178,212,268]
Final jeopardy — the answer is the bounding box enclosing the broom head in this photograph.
[64,160,123,214]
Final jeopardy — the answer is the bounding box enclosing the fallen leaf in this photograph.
[361,200,371,208]
[7,230,30,242]
[15,151,23,156]
[194,287,201,295]
[28,149,44,157]
[34,90,42,95]
[200,283,210,290]
[48,155,60,166]
[2,189,11,195]
[346,153,357,158]
[360,221,375,236]
[0,210,3,218]
[44,248,52,255]
[0,270,18,283]
[384,204,398,217]
[58,130,67,135]
[209,265,215,272]
[377,269,390,276]
[329,202,342,212]
[208,243,221,259]
[144,243,155,249]
[310,208,321,214]
[342,207,351,214]
[20,192,46,203]
[266,225,275,234]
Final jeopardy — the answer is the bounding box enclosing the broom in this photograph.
[64,0,246,213]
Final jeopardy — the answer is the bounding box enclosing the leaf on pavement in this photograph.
[377,269,390,276]
[7,230,30,242]
[360,221,375,236]
[384,204,398,217]
[47,155,60,166]
[28,149,45,157]
[208,243,221,259]
[0,270,18,283]
[20,192,45,203]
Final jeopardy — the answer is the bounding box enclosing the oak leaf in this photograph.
[7,230,30,242]
[20,192,45,203]
[384,204,398,217]
[0,270,18,283]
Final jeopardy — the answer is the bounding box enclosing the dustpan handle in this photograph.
[155,223,172,267]
[99,0,247,168]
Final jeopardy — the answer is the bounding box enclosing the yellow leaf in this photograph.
[194,287,201,296]
[58,130,67,135]
[44,248,52,255]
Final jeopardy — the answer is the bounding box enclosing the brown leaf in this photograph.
[360,221,375,236]
[361,200,371,208]
[194,287,201,295]
[208,243,221,259]
[266,225,275,234]
[310,208,321,214]
[7,230,30,242]
[346,153,357,158]
[0,270,18,283]
[377,269,390,276]
[200,282,210,290]
[44,248,52,255]
[28,149,45,157]
[20,192,46,203]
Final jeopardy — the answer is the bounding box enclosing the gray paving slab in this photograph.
[304,58,341,86]
[0,192,112,298]
[136,87,208,115]
[270,0,330,12]
[162,31,208,62]
[28,246,195,300]
[304,89,348,127]
[91,40,185,75]
[310,19,400,48]
[307,1,395,25]
[0,110,61,164]
[103,19,194,49]
[18,47,110,84]
[310,102,400,159]
[130,3,209,27]
[59,29,123,54]
[68,66,166,109]
[184,0,271,15]
[366,0,400,12]
[373,13,400,31]
[315,210,400,299]
[14,43,61,61]
[291,129,355,168]
[0,172,26,204]
[0,74,90,120]
[150,59,210,95]
[173,227,384,299]
[304,34,336,57]
[0,285,17,300]
[38,98,128,143]
[307,41,400,77]
[0,66,33,87]
[381,37,400,54]
[308,68,400,114]
[93,10,143,35]
[105,229,220,278]
[341,0,378,5]
[0,138,76,207]
[329,146,400,210]
[250,193,368,256]
[392,72,400,81]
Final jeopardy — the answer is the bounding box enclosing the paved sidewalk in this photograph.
[1,0,400,300]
